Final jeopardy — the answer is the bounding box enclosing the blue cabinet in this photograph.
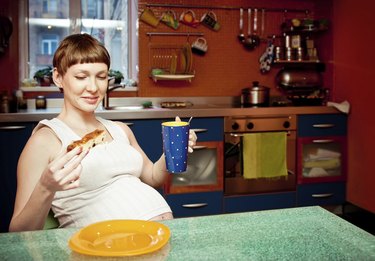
[0,123,34,232]
[166,191,223,218]
[224,192,296,213]
[124,119,163,162]
[297,114,347,207]
[189,117,224,141]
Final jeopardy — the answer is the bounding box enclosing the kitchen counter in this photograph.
[0,104,341,122]
[1,206,374,260]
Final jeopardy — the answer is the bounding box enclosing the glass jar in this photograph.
[35,96,47,109]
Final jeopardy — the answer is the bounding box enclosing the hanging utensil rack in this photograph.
[144,3,309,14]
[146,32,204,37]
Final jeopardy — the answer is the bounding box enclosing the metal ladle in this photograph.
[250,8,260,48]
[243,8,256,50]
[237,8,245,43]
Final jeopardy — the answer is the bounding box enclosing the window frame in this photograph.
[19,0,138,85]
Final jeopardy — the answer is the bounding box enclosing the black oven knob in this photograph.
[232,122,240,130]
[283,121,291,129]
[247,122,254,130]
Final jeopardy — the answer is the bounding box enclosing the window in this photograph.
[21,0,138,83]
[41,34,58,55]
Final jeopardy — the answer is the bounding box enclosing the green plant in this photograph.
[33,67,53,86]
[34,67,52,79]
[109,69,124,83]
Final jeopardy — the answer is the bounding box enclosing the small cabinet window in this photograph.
[165,141,223,194]
[297,136,346,184]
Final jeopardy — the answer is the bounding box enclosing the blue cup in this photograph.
[162,121,190,173]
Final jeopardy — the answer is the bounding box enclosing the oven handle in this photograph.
[228,131,292,137]
[182,203,208,208]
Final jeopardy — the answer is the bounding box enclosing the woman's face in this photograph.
[57,63,108,112]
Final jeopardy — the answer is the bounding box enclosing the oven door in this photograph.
[224,131,296,195]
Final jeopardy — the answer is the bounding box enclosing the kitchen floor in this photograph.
[338,203,375,235]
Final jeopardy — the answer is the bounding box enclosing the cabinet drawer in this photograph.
[224,192,296,213]
[166,191,223,218]
[124,119,163,162]
[190,117,224,141]
[298,114,347,137]
[297,182,346,206]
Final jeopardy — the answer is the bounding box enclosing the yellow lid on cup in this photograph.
[162,121,189,127]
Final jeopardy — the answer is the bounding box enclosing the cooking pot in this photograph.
[241,81,270,107]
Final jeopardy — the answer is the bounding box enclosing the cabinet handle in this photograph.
[0,126,27,130]
[191,128,208,133]
[182,203,208,208]
[311,193,334,198]
[192,145,207,150]
[312,124,335,128]
[312,139,334,143]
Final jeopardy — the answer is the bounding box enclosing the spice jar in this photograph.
[1,95,9,113]
[35,96,47,109]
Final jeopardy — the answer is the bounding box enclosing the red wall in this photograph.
[333,0,375,213]
[138,0,328,97]
[0,0,19,96]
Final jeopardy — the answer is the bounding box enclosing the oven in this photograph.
[224,115,297,195]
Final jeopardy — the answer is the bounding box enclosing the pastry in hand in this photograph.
[67,129,105,152]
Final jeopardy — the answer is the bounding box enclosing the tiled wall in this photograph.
[138,0,332,98]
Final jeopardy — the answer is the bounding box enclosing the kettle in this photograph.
[241,81,270,107]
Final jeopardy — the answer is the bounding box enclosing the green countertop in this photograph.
[1,206,374,261]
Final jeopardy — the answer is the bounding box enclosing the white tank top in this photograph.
[33,117,171,227]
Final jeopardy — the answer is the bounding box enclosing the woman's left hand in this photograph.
[175,116,197,153]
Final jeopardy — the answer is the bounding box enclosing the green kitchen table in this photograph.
[1,206,374,261]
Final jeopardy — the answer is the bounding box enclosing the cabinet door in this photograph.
[124,119,163,162]
[165,141,223,194]
[166,191,223,218]
[297,136,346,184]
[297,182,346,206]
[223,192,296,213]
[0,123,34,232]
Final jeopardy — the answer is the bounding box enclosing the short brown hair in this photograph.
[53,34,111,76]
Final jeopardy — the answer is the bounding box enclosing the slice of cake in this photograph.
[67,129,105,152]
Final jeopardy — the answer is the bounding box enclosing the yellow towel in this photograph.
[243,132,288,179]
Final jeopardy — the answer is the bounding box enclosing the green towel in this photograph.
[243,132,288,179]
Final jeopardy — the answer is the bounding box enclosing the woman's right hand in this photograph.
[39,147,89,192]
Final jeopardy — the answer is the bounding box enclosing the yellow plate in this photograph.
[69,220,171,257]
[183,43,193,74]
